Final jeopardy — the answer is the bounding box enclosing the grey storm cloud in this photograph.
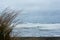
[0,0,60,23]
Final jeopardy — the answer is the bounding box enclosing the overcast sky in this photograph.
[0,0,60,11]
[0,0,60,23]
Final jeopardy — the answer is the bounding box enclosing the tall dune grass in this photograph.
[0,8,20,40]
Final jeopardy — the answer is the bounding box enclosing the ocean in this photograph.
[11,23,60,37]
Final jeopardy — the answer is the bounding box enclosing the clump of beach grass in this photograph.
[0,8,20,40]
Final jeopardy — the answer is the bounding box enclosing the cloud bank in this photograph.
[0,0,60,23]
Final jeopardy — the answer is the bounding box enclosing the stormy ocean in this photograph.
[12,23,60,37]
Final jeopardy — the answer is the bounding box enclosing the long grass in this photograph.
[0,8,20,40]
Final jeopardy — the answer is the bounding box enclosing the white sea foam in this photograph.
[15,23,60,29]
